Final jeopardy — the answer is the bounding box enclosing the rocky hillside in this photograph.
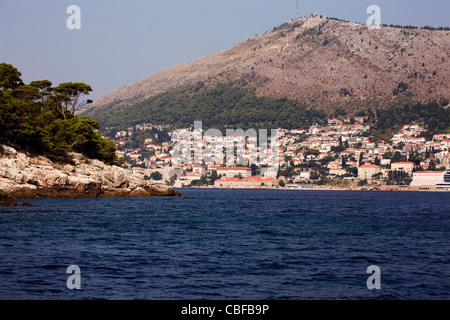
[84,16,450,120]
[0,145,180,203]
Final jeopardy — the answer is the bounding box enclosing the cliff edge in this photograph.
[0,144,180,204]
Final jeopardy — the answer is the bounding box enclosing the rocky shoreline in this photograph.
[0,145,180,206]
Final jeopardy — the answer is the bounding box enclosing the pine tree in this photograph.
[428,160,436,171]
[341,157,347,169]
[375,157,381,166]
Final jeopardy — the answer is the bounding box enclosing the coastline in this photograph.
[1,183,181,207]
[8,185,181,199]
[0,144,180,207]
[180,185,449,192]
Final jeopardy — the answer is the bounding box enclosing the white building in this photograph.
[358,164,381,180]
[263,168,278,179]
[132,167,146,176]
[410,171,445,187]
[216,167,252,178]
[192,165,206,176]
[329,168,347,176]
[115,131,127,138]
[299,171,311,180]
[391,162,415,175]
[437,170,450,191]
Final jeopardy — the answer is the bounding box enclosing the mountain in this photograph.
[83,16,450,130]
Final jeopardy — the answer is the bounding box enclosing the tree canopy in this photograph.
[0,63,121,165]
[54,82,93,115]
[85,82,328,131]
[0,63,24,90]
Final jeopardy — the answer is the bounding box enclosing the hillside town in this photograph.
[112,118,450,191]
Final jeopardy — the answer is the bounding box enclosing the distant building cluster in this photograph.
[111,118,450,190]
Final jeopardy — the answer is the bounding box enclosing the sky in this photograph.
[1,0,449,100]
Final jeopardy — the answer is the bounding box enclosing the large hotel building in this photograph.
[411,170,450,190]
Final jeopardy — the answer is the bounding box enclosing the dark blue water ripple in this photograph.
[0,189,449,300]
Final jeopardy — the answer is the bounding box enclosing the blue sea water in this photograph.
[0,189,448,300]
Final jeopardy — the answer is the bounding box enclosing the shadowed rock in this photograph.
[0,192,17,207]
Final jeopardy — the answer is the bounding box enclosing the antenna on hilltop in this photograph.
[296,0,299,19]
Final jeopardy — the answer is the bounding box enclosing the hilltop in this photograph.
[83,16,450,129]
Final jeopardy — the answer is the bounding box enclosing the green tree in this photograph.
[82,82,328,131]
[391,151,406,163]
[209,170,219,184]
[387,171,412,185]
[306,149,320,155]
[250,164,260,176]
[341,157,347,168]
[54,82,93,115]
[359,152,364,166]
[428,160,436,171]
[0,64,122,166]
[0,63,24,90]
[358,179,368,186]
[332,145,345,153]
[150,171,163,181]
[347,167,358,177]
[29,80,53,101]
[374,157,381,166]
[11,85,40,101]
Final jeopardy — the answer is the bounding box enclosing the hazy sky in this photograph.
[1,0,449,99]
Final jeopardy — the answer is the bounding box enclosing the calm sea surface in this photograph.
[0,189,448,300]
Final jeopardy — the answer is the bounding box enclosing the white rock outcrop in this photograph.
[0,145,180,198]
